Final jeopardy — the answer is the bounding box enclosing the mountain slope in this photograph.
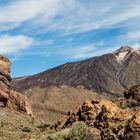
[22,86,106,121]
[12,46,140,97]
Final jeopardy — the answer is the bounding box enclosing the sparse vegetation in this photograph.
[69,122,89,140]
[37,123,50,132]
[46,122,89,140]
[22,126,32,132]
[47,128,70,140]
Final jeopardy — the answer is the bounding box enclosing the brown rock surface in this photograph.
[0,54,32,115]
[0,55,11,107]
[7,90,33,116]
[124,85,140,101]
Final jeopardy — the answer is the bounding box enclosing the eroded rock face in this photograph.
[7,90,33,116]
[0,55,33,115]
[0,55,11,107]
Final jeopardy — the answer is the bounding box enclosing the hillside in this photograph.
[22,86,106,122]
[12,46,140,98]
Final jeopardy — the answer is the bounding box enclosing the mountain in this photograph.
[12,46,140,98]
[2,49,140,139]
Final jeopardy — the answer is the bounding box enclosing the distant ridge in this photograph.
[12,46,140,98]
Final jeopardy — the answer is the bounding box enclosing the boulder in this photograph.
[124,85,140,101]
[7,90,33,116]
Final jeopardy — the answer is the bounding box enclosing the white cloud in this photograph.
[60,45,96,59]
[116,30,140,46]
[29,0,140,34]
[57,43,123,60]
[125,30,140,40]
[0,0,140,59]
[0,0,68,31]
[0,23,20,31]
[0,0,140,35]
[0,35,34,54]
[37,39,54,46]
[0,0,54,22]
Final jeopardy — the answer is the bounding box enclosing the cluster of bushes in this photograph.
[46,122,93,140]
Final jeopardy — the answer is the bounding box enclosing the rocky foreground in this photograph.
[50,85,140,140]
[1,85,140,140]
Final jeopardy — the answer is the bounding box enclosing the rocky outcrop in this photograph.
[119,85,140,109]
[0,55,11,107]
[7,90,33,116]
[124,85,140,101]
[0,55,33,115]
[51,86,140,139]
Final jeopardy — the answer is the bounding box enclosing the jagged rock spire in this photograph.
[0,54,33,116]
[0,55,11,106]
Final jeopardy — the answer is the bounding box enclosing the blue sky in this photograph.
[0,0,140,77]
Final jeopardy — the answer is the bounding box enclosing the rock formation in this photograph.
[51,85,140,139]
[7,91,33,115]
[124,85,140,101]
[0,55,11,107]
[0,55,32,115]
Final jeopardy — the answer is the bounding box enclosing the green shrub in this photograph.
[22,126,32,132]
[46,122,89,140]
[69,122,89,140]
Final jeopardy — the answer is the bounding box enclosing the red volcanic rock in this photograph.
[7,90,33,116]
[0,55,11,107]
[0,55,33,115]
[0,87,10,107]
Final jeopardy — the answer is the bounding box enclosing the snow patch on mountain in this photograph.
[133,49,140,54]
[115,52,128,62]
